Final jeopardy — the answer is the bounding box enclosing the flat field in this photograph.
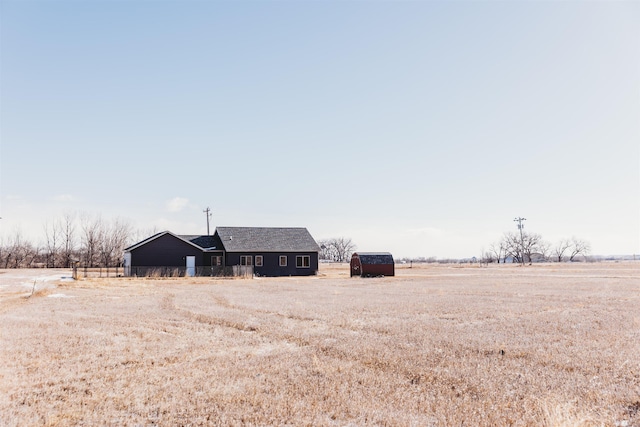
[1,262,639,426]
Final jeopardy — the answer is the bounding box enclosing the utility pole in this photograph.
[203,207,212,235]
[514,217,526,265]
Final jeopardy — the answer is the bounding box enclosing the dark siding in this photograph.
[226,252,318,277]
[127,231,319,277]
[351,252,395,277]
[361,263,395,277]
[130,234,203,267]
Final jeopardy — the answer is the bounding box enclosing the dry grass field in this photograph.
[1,262,639,426]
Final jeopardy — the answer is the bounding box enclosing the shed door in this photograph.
[350,256,360,277]
[186,256,196,277]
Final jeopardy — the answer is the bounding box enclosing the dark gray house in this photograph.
[123,227,320,277]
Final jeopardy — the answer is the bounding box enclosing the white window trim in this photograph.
[255,255,263,267]
[296,255,310,268]
[240,255,253,266]
[279,255,287,267]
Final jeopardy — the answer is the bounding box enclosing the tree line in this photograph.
[1,215,362,269]
[316,230,591,265]
[485,231,591,264]
[0,214,592,269]
[0,213,150,269]
[318,237,356,263]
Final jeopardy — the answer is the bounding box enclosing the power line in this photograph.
[203,207,212,235]
[514,217,526,265]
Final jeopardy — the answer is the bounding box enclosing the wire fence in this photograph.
[72,266,124,279]
[124,265,254,278]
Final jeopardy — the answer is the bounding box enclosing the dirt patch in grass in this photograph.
[1,263,639,426]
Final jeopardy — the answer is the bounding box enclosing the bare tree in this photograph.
[60,212,77,267]
[569,237,591,262]
[24,244,40,268]
[80,214,103,268]
[480,248,494,264]
[554,238,572,262]
[520,232,539,264]
[318,239,333,261]
[318,237,356,262]
[3,229,22,268]
[111,218,133,265]
[336,237,357,262]
[2,229,38,268]
[495,230,591,265]
[489,241,507,264]
[0,212,139,270]
[502,232,523,264]
[500,231,547,264]
[98,218,132,268]
[0,235,8,268]
[43,220,61,267]
[535,239,551,262]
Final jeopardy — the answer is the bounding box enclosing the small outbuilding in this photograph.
[350,252,395,277]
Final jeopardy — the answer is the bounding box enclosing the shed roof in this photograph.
[353,252,394,264]
[215,227,320,252]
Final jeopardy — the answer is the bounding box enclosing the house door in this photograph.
[186,256,196,277]
[123,253,131,277]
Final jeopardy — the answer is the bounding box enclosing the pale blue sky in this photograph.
[1,0,638,258]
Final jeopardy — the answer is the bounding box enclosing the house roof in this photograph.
[124,231,207,252]
[125,227,319,253]
[124,232,164,251]
[179,234,223,251]
[215,227,320,253]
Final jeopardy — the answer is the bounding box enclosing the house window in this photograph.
[279,255,287,267]
[255,256,263,267]
[240,255,252,266]
[296,255,310,268]
[211,256,222,266]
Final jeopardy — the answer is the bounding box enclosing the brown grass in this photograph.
[1,262,639,426]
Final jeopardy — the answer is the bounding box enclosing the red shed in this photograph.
[350,252,395,277]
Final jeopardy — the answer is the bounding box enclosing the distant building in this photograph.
[124,227,320,277]
[350,252,395,277]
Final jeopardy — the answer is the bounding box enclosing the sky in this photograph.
[1,0,639,259]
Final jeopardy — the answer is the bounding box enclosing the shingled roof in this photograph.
[354,252,395,264]
[179,234,223,250]
[124,231,206,252]
[215,227,320,252]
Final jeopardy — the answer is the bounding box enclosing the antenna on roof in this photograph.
[204,207,212,235]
